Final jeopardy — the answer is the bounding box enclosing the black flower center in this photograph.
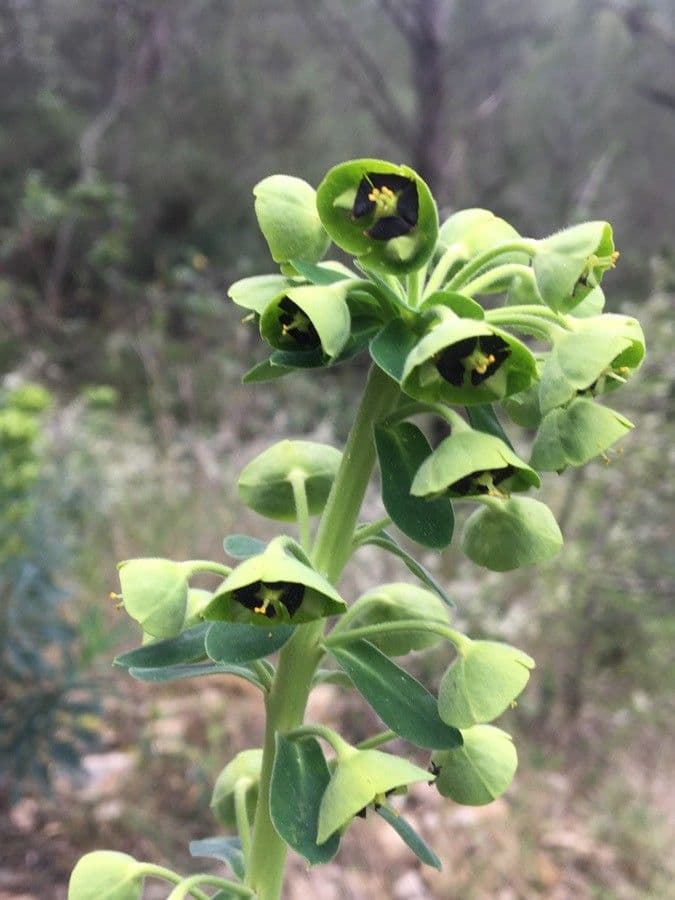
[232,580,304,619]
[435,335,511,387]
[277,298,320,350]
[352,172,419,241]
[449,465,517,497]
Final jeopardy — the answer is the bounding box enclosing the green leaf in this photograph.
[205,622,294,663]
[330,639,462,750]
[242,357,294,384]
[271,735,340,864]
[461,497,563,571]
[355,529,454,607]
[375,806,441,870]
[128,661,265,689]
[114,623,209,669]
[375,422,454,549]
[223,534,267,559]
[190,837,245,881]
[466,404,514,450]
[238,439,342,521]
[432,725,518,806]
[369,319,422,383]
[67,851,143,900]
[438,641,535,728]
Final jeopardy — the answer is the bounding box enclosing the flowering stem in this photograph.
[324,618,470,654]
[445,239,538,291]
[356,729,397,750]
[245,365,401,900]
[289,469,311,552]
[459,263,534,297]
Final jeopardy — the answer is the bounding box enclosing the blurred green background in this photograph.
[1,1,673,897]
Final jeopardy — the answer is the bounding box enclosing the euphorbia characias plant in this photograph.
[68,159,645,900]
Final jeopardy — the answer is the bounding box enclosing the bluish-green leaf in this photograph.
[375,422,454,549]
[205,622,294,663]
[114,623,209,669]
[189,837,245,881]
[289,259,352,284]
[330,639,462,749]
[271,735,339,864]
[128,661,264,689]
[369,319,421,383]
[466,405,514,450]
[376,806,441,870]
[223,534,267,560]
[356,529,454,607]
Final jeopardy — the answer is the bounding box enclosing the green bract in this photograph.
[533,221,616,312]
[461,497,563,571]
[343,583,449,656]
[210,748,263,829]
[438,640,535,728]
[118,558,191,639]
[237,439,342,521]
[67,851,143,900]
[259,282,351,361]
[253,174,330,266]
[402,317,537,406]
[530,398,634,472]
[316,747,432,844]
[203,536,346,625]
[539,315,645,413]
[316,159,438,274]
[411,428,539,500]
[432,725,518,806]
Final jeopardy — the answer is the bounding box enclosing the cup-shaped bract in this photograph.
[316,159,438,275]
[182,588,214,630]
[431,725,518,806]
[238,439,342,521]
[438,640,535,728]
[402,318,537,406]
[259,282,352,361]
[203,536,346,625]
[461,496,563,571]
[411,429,539,500]
[345,583,450,656]
[68,851,143,900]
[253,174,330,266]
[118,558,191,639]
[316,747,432,844]
[210,748,263,829]
[533,221,616,312]
[539,315,645,414]
[530,398,633,472]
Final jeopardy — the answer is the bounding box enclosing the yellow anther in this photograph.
[611,250,620,266]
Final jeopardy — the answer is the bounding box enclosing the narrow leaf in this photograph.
[223,534,267,559]
[330,639,462,750]
[466,404,514,450]
[114,623,209,669]
[356,529,454,607]
[128,662,264,689]
[205,622,294,664]
[189,837,245,881]
[376,806,441,870]
[375,422,454,549]
[369,319,420,382]
[271,735,339,864]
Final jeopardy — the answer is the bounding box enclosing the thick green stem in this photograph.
[245,365,401,900]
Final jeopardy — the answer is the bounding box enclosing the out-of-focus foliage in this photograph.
[0,383,100,793]
[2,0,675,415]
